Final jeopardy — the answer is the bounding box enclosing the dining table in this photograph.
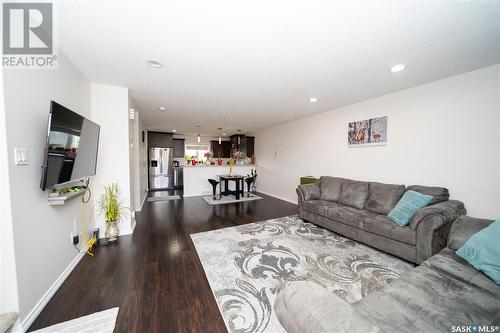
[217,174,246,200]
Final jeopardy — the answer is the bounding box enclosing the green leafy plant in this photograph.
[98,183,128,223]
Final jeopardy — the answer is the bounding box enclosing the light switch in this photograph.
[14,148,28,166]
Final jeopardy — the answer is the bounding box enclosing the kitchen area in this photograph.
[147,131,257,198]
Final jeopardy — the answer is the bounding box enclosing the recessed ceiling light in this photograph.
[172,129,177,132]
[389,64,406,73]
[159,106,166,111]
[309,97,318,103]
[223,133,227,136]
[146,60,163,68]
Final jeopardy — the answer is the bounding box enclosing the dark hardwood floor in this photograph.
[29,192,297,332]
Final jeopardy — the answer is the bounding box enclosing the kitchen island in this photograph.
[183,165,257,197]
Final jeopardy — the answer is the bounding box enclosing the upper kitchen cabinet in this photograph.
[147,131,173,148]
[173,138,185,158]
[230,134,244,153]
[229,134,254,157]
[240,136,255,157]
[210,140,231,158]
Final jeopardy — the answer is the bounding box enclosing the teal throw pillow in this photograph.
[456,219,500,284]
[388,190,433,226]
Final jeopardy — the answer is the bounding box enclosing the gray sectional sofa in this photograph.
[274,216,500,333]
[297,177,466,264]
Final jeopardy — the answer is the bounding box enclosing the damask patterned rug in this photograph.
[191,215,413,333]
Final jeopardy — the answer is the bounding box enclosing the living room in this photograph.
[0,1,499,333]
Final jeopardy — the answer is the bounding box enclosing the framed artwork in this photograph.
[348,116,387,146]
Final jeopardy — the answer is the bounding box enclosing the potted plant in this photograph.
[48,187,59,198]
[98,183,128,242]
[204,151,212,165]
[184,154,192,165]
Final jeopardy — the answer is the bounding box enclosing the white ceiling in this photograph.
[57,0,500,136]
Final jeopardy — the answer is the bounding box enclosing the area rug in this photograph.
[191,215,413,333]
[202,193,263,205]
[31,307,118,333]
[147,194,181,202]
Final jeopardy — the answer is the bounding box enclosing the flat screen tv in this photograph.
[40,101,100,190]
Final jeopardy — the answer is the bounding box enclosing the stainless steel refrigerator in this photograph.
[148,147,174,190]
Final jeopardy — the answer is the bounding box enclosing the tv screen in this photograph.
[40,101,100,190]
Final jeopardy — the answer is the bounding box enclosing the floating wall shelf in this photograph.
[48,188,88,206]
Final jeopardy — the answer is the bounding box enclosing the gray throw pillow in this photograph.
[364,182,406,215]
[320,176,343,202]
[407,185,449,205]
[339,179,370,209]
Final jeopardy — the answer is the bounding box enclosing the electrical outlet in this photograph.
[70,231,79,245]
[73,234,79,245]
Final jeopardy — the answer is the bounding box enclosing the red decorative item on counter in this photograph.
[210,161,215,165]
[217,160,223,166]
[191,160,197,166]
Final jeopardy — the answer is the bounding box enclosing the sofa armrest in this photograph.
[415,215,451,264]
[447,216,494,251]
[409,200,466,231]
[297,182,320,202]
[274,281,380,333]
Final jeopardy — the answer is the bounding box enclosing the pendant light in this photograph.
[218,127,223,145]
[195,125,202,143]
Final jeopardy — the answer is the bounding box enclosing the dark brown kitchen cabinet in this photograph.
[147,131,173,148]
[173,139,185,158]
[229,134,244,154]
[210,140,230,158]
[240,136,255,157]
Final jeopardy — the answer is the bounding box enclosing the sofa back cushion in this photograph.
[407,185,449,205]
[456,219,500,284]
[364,182,406,215]
[319,176,343,202]
[339,179,370,209]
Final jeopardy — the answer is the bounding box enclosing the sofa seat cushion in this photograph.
[355,259,500,333]
[301,200,344,217]
[274,281,380,333]
[326,206,376,229]
[319,176,343,202]
[339,179,370,209]
[363,215,416,245]
[364,182,406,215]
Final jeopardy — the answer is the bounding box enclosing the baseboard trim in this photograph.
[256,190,298,205]
[183,192,211,198]
[18,240,92,332]
[139,194,147,211]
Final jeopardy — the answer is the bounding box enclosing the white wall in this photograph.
[0,54,20,316]
[138,116,148,202]
[254,65,500,219]
[3,51,92,325]
[91,83,133,235]
[128,108,148,211]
